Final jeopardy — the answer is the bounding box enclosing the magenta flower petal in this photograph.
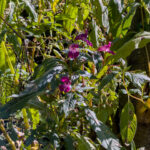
[61,76,70,83]
[59,83,71,92]
[75,33,88,41]
[83,39,93,47]
[75,32,93,47]
[68,44,79,59]
[98,42,115,55]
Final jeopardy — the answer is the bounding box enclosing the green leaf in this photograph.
[74,133,96,150]
[98,72,116,91]
[63,4,78,34]
[108,31,150,64]
[62,93,76,117]
[22,0,38,21]
[125,72,150,88]
[131,141,136,150]
[0,41,5,71]
[91,0,109,32]
[77,3,90,29]
[89,19,99,48]
[108,0,123,36]
[120,101,137,144]
[24,130,36,146]
[28,108,40,129]
[0,0,7,24]
[0,63,63,119]
[64,135,75,150]
[85,109,122,150]
[33,58,64,79]
[115,3,139,38]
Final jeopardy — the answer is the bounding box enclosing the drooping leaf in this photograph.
[125,72,150,88]
[85,109,122,150]
[0,62,63,119]
[120,101,137,144]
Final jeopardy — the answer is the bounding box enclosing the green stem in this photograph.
[22,108,30,130]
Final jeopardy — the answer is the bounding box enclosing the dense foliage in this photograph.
[0,0,150,149]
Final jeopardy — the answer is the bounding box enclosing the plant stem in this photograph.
[0,119,16,150]
[22,108,30,130]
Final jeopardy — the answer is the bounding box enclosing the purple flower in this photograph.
[75,32,93,47]
[97,42,115,55]
[75,33,88,40]
[59,76,71,93]
[68,44,79,59]
[61,76,71,84]
[59,83,71,93]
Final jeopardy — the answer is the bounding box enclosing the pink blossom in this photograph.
[61,76,71,84]
[59,76,71,93]
[68,44,79,59]
[75,32,93,47]
[98,42,115,55]
[59,83,71,93]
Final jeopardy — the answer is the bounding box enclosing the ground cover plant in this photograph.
[0,0,150,149]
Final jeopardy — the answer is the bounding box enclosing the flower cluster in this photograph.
[68,44,79,59]
[68,31,93,59]
[75,32,93,47]
[97,42,115,55]
[59,76,71,93]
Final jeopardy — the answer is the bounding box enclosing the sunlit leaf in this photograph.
[120,101,137,144]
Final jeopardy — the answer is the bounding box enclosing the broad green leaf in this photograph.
[0,62,63,119]
[125,72,150,88]
[85,109,122,150]
[63,4,78,34]
[33,58,64,79]
[120,101,137,144]
[8,1,15,22]
[89,19,99,48]
[77,3,90,29]
[0,0,7,24]
[115,3,139,38]
[108,0,123,36]
[91,0,109,32]
[96,107,108,123]
[108,31,150,64]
